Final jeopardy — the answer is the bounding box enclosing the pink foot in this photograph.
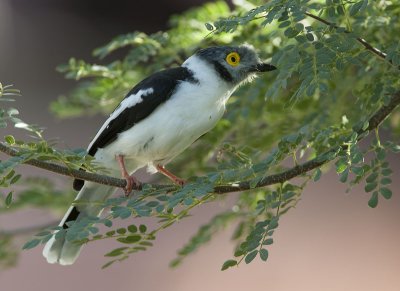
[156,164,186,186]
[116,154,141,196]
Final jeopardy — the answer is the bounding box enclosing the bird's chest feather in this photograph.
[172,80,229,132]
[113,79,230,162]
[146,79,231,156]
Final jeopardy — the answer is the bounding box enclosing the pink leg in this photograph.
[156,164,186,186]
[116,155,141,196]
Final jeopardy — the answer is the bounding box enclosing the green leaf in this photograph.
[339,168,349,183]
[117,235,141,244]
[263,238,273,245]
[351,166,364,176]
[41,234,53,243]
[336,58,345,70]
[313,168,322,182]
[116,228,126,235]
[259,249,269,261]
[139,241,153,247]
[234,249,244,257]
[205,23,214,31]
[106,230,116,237]
[384,142,400,153]
[101,260,116,269]
[278,21,291,28]
[105,247,128,257]
[362,121,369,130]
[368,191,378,208]
[267,218,279,230]
[139,224,147,233]
[364,182,377,193]
[380,187,392,199]
[5,191,13,208]
[35,231,51,237]
[221,259,237,271]
[103,219,112,227]
[4,135,15,145]
[380,178,392,185]
[284,27,300,38]
[169,258,181,268]
[295,23,304,31]
[337,5,345,15]
[127,225,138,233]
[146,201,159,207]
[282,191,296,200]
[381,168,392,176]
[295,35,307,44]
[335,158,347,173]
[327,6,336,17]
[124,235,142,243]
[22,238,41,250]
[5,170,15,180]
[350,1,364,16]
[366,172,378,183]
[88,227,99,234]
[245,250,258,264]
[376,148,386,161]
[351,152,363,164]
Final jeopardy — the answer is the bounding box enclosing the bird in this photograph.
[42,44,277,265]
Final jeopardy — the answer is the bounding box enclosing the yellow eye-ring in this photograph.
[226,52,240,66]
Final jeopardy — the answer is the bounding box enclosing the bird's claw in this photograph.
[124,176,141,197]
[173,177,186,186]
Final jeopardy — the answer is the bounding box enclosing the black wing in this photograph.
[73,66,196,191]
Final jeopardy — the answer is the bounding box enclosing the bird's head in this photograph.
[194,44,277,86]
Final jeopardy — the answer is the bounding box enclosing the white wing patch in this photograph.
[109,88,154,122]
[88,88,154,151]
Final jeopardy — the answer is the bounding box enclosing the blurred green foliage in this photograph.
[1,0,400,269]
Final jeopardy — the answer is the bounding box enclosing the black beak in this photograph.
[253,63,277,72]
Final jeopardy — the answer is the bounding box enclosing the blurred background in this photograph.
[0,0,399,290]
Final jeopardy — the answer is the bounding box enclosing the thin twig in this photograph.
[304,12,388,62]
[1,92,399,194]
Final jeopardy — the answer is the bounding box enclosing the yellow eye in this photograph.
[226,52,240,66]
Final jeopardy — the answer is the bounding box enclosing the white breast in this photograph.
[96,56,235,174]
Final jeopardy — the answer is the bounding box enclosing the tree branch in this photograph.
[214,91,400,193]
[1,92,399,194]
[0,144,128,188]
[304,12,389,63]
